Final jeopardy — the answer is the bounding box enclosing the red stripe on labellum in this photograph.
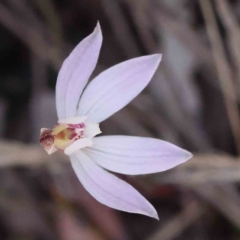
[67,127,75,130]
[67,123,85,129]
[69,132,78,140]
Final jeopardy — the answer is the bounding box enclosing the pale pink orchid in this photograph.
[40,23,192,219]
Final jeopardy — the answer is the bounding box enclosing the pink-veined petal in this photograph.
[77,54,162,123]
[56,23,102,119]
[64,138,92,155]
[83,136,192,175]
[70,151,158,219]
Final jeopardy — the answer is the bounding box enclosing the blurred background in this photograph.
[0,0,240,239]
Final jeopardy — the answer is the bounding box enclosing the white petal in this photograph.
[64,138,92,155]
[58,116,87,124]
[56,22,102,119]
[70,151,158,219]
[84,122,101,138]
[84,136,192,175]
[77,54,162,123]
[47,146,58,155]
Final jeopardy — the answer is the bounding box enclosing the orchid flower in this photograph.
[40,23,192,219]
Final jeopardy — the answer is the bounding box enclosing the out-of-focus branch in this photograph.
[101,0,140,58]
[147,201,205,240]
[153,1,237,103]
[194,185,240,229]
[2,141,240,184]
[199,0,240,154]
[215,0,240,90]
[33,0,64,50]
[152,154,240,184]
[153,2,212,68]
[127,0,158,53]
[0,140,67,167]
[0,3,63,70]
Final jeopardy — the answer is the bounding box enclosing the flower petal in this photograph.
[56,22,102,119]
[64,138,92,155]
[83,136,192,175]
[58,116,87,124]
[84,122,101,138]
[70,151,158,219]
[77,54,162,123]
